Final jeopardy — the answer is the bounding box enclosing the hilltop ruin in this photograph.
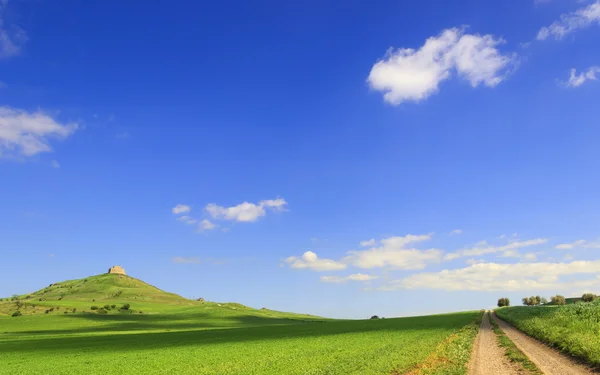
[108,265,126,275]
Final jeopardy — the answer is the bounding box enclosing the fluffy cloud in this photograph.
[284,251,347,272]
[172,204,191,215]
[360,239,377,247]
[344,234,441,270]
[390,260,600,291]
[172,257,201,264]
[368,28,515,105]
[556,239,600,250]
[286,234,440,272]
[563,67,600,88]
[199,219,217,231]
[206,197,287,222]
[450,229,463,235]
[444,237,547,261]
[537,1,600,40]
[0,107,78,157]
[0,2,27,59]
[177,215,197,225]
[320,273,379,283]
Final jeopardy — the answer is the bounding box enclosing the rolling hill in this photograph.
[0,272,321,323]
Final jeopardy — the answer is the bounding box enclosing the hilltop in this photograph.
[23,273,189,304]
[0,272,321,323]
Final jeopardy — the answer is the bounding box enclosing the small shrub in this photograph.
[139,311,143,314]
[370,315,380,320]
[49,307,54,312]
[582,293,597,303]
[64,311,69,314]
[111,304,116,309]
[104,304,111,310]
[120,303,131,310]
[90,306,99,310]
[97,308,107,314]
[45,310,50,314]
[12,311,22,317]
[551,295,566,305]
[72,308,76,313]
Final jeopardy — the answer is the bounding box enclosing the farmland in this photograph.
[496,301,600,367]
[0,274,482,375]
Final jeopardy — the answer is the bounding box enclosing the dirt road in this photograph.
[469,312,522,375]
[491,312,598,375]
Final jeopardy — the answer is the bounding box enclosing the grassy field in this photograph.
[0,274,482,374]
[496,301,600,367]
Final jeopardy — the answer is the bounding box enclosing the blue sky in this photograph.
[1,0,600,319]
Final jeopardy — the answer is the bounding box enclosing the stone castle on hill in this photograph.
[108,265,126,275]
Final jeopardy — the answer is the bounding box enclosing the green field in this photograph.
[496,301,600,367]
[0,274,482,374]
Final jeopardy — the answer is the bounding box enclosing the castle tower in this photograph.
[108,265,126,275]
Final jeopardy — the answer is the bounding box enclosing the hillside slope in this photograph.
[23,273,188,303]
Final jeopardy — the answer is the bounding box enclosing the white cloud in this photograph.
[563,66,600,88]
[537,1,600,40]
[206,197,287,222]
[450,229,463,235]
[391,260,600,291]
[199,219,217,231]
[556,239,600,250]
[444,237,547,261]
[0,107,78,157]
[0,1,27,59]
[172,204,191,215]
[320,273,379,283]
[286,234,440,272]
[343,234,441,270]
[177,215,197,225]
[172,257,201,264]
[367,27,515,105]
[360,238,377,247]
[50,160,60,169]
[284,251,347,272]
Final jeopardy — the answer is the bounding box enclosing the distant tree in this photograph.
[541,297,548,305]
[551,295,566,305]
[370,315,380,320]
[534,296,541,305]
[497,297,510,307]
[522,297,530,306]
[528,296,537,306]
[582,293,597,303]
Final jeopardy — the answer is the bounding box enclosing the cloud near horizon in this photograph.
[386,260,600,292]
[286,233,441,272]
[368,27,516,105]
[320,273,379,283]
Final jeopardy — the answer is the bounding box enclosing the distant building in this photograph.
[108,265,126,275]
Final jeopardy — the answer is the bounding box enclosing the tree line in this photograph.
[497,293,598,307]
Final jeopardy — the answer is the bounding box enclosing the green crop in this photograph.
[0,309,480,374]
[496,301,600,367]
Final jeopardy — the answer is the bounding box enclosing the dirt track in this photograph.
[491,312,598,375]
[468,312,522,374]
